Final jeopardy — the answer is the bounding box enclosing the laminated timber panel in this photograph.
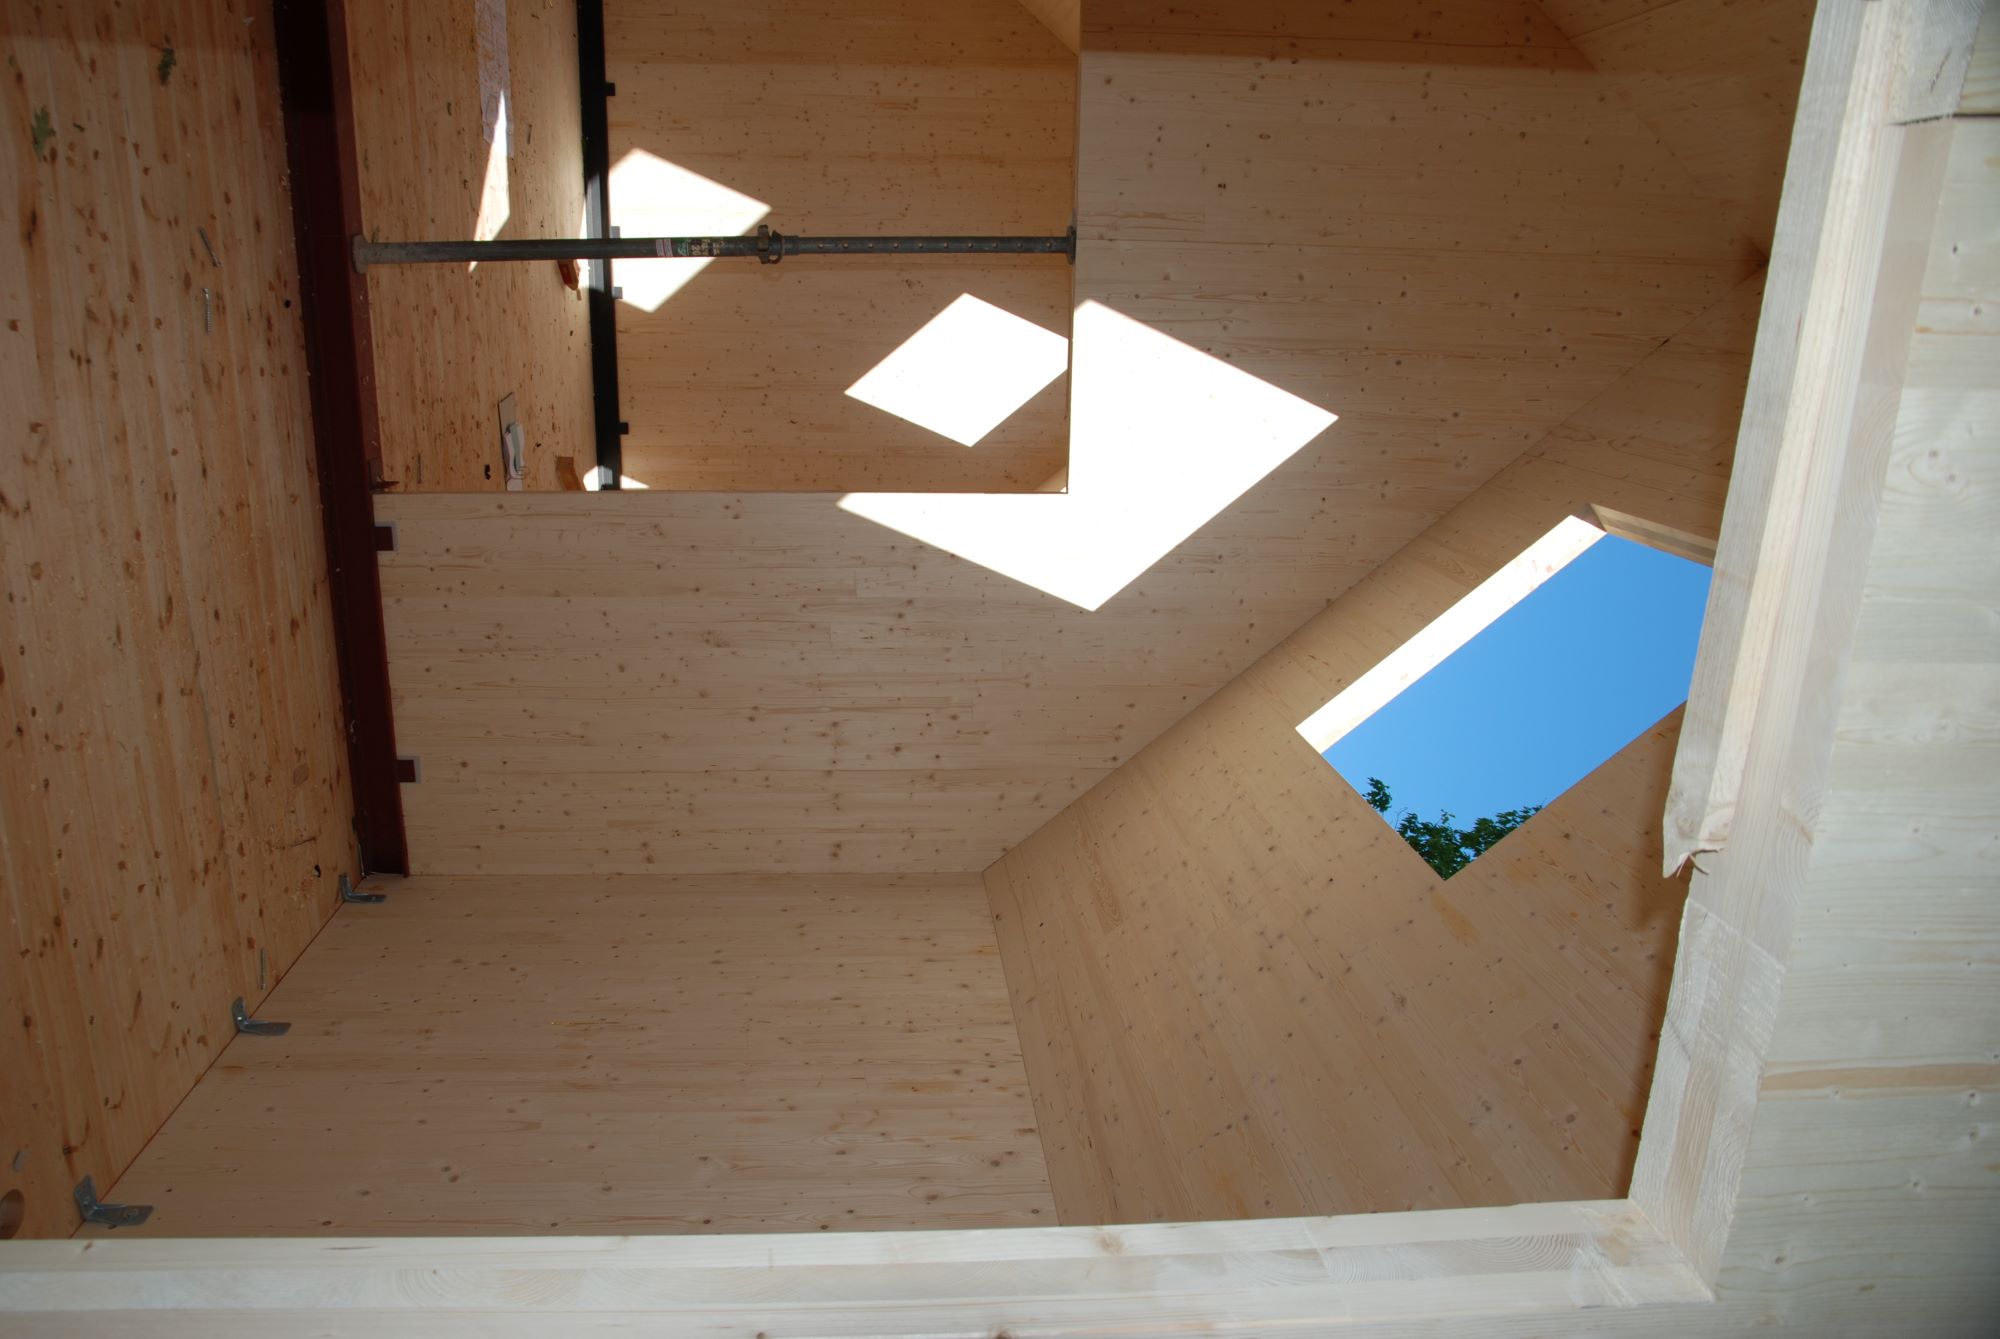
[605,0,1076,491]
[1073,0,1764,563]
[1,7,1991,1332]
[1015,0,1080,54]
[349,0,593,491]
[380,1,1759,877]
[1535,0,1819,256]
[1967,0,2000,110]
[0,0,354,1238]
[985,275,1766,1224]
[85,874,1056,1236]
[375,489,1262,875]
[1082,0,1582,60]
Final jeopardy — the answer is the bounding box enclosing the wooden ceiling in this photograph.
[606,0,1077,492]
[351,0,594,491]
[379,0,1808,876]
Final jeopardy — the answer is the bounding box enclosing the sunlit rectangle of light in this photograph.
[608,149,769,311]
[837,300,1336,611]
[845,294,1071,447]
[1294,514,1607,752]
[470,96,510,263]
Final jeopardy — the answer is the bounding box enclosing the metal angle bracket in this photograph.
[340,872,387,904]
[232,996,291,1036]
[74,1176,152,1228]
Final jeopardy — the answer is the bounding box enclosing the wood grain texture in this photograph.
[606,0,1076,491]
[985,275,1764,1225]
[4,104,1994,1329]
[90,874,1056,1236]
[351,0,593,491]
[0,0,355,1239]
[1965,0,2000,110]
[2,6,1995,1333]
[1016,0,1080,54]
[1648,104,2000,1316]
[1536,0,1817,256]
[1663,0,1979,877]
[1084,0,1582,62]
[1074,2,1761,530]
[3,1199,1716,1333]
[379,3,1758,876]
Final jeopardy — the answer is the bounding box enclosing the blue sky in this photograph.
[1323,533,1712,827]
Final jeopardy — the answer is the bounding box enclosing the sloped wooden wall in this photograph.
[79,873,1057,1236]
[1535,0,1817,256]
[986,276,1765,1223]
[377,0,1761,878]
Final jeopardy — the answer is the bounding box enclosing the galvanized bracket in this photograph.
[232,996,291,1036]
[339,873,386,904]
[74,1176,152,1228]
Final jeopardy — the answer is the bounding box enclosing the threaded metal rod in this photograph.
[352,224,1075,271]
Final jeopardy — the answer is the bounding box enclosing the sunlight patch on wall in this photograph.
[846,295,1070,446]
[471,95,511,257]
[1296,515,1606,752]
[608,149,769,311]
[838,301,1335,611]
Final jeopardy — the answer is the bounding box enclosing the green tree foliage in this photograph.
[1363,777,1542,880]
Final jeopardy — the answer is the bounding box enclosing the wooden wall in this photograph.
[1721,107,2000,1332]
[378,0,1759,878]
[0,1,356,1238]
[604,0,1076,491]
[88,873,1056,1236]
[1073,1,1761,538]
[1015,0,1080,53]
[351,0,594,490]
[1535,0,1817,257]
[1,9,1991,1332]
[1968,0,2000,111]
[985,274,1765,1224]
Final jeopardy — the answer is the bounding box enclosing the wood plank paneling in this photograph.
[1673,103,2000,1327]
[351,0,593,490]
[614,261,1072,492]
[985,276,1766,1224]
[0,0,355,1239]
[91,874,1056,1236]
[381,4,1759,876]
[606,0,1076,491]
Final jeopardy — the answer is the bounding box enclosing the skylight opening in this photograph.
[1301,514,1713,879]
